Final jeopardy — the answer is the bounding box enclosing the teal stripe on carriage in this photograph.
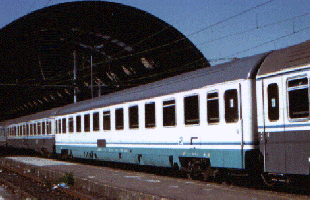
[56,145,249,169]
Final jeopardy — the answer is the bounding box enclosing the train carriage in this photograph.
[10,52,268,177]
[257,40,310,176]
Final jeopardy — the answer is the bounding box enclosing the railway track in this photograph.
[1,154,309,199]
[0,159,97,200]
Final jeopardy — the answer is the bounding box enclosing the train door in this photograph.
[283,73,310,175]
[262,76,286,173]
[223,83,244,168]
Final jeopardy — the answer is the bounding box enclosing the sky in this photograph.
[1,0,310,64]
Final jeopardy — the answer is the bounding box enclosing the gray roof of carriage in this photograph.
[56,52,269,116]
[257,40,310,76]
[3,108,60,126]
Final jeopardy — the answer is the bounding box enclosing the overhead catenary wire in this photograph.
[110,0,276,63]
[232,26,310,56]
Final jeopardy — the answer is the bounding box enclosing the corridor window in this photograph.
[42,122,46,135]
[207,92,219,123]
[224,89,239,123]
[37,122,42,135]
[84,114,90,132]
[56,119,61,134]
[145,102,156,128]
[129,105,139,129]
[76,115,81,133]
[268,83,279,121]
[93,112,100,131]
[68,117,74,133]
[163,99,176,127]
[184,95,200,125]
[46,121,51,135]
[23,125,26,136]
[288,77,309,119]
[115,108,124,130]
[103,111,111,130]
[62,118,66,134]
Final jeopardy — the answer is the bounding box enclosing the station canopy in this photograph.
[0,1,209,121]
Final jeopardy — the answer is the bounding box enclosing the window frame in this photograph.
[84,113,91,132]
[76,115,81,133]
[267,83,280,121]
[207,91,220,124]
[287,76,309,121]
[145,102,156,128]
[224,89,239,123]
[68,116,74,133]
[163,98,176,127]
[115,108,124,130]
[93,112,100,131]
[103,110,111,131]
[129,105,139,129]
[184,94,200,126]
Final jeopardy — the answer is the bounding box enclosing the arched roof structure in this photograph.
[0,1,209,121]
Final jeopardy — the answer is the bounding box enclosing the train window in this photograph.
[129,105,139,129]
[13,126,16,136]
[23,125,26,136]
[207,92,219,123]
[68,117,74,133]
[26,124,29,136]
[57,119,61,134]
[145,102,156,128]
[62,118,67,134]
[38,122,42,135]
[42,122,46,135]
[84,114,90,132]
[115,108,124,130]
[31,124,34,135]
[103,111,111,130]
[184,95,200,125]
[46,121,51,135]
[288,77,309,119]
[268,83,279,121]
[76,115,81,133]
[93,112,100,131]
[163,99,176,127]
[225,89,239,123]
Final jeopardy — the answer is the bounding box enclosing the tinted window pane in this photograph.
[68,117,74,133]
[225,89,239,123]
[103,111,111,130]
[76,116,81,133]
[268,83,279,121]
[288,78,309,119]
[93,112,100,131]
[115,108,124,130]
[184,95,199,125]
[84,114,90,132]
[57,120,61,134]
[47,121,51,135]
[42,122,46,135]
[145,102,156,128]
[129,106,139,129]
[62,118,67,134]
[38,123,42,135]
[207,92,219,123]
[163,99,176,127]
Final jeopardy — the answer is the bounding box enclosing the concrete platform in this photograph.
[3,157,309,200]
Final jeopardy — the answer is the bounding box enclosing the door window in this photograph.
[224,89,239,123]
[267,83,279,121]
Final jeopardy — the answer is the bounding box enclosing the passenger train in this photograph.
[2,40,310,182]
